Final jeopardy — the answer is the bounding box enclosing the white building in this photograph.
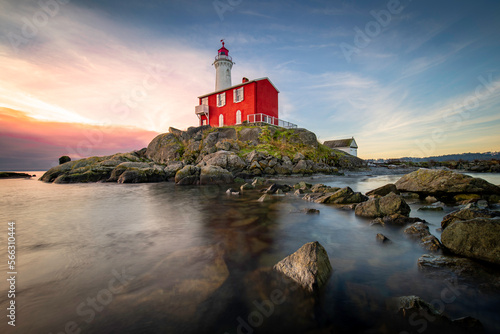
[323,137,358,157]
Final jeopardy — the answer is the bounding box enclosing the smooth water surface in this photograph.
[0,172,499,333]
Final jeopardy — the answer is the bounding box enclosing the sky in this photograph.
[1,0,499,170]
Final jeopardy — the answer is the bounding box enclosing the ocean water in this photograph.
[0,172,499,333]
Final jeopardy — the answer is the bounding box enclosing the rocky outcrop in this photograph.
[366,183,399,198]
[441,217,500,265]
[314,187,368,204]
[395,168,500,199]
[40,152,155,183]
[355,193,411,218]
[273,241,332,292]
[145,132,184,164]
[441,208,500,229]
[198,150,246,172]
[41,125,366,184]
[237,127,262,144]
[403,222,442,251]
[0,172,32,179]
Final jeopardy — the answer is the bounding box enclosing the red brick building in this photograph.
[195,41,295,128]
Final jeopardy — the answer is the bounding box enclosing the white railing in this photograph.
[247,113,297,129]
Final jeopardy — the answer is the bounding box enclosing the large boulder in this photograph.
[199,166,234,185]
[355,193,411,218]
[283,128,318,148]
[441,217,500,265]
[441,208,500,230]
[41,152,147,183]
[238,127,262,144]
[198,150,246,172]
[292,159,314,174]
[395,168,500,197]
[273,241,332,292]
[59,155,71,164]
[174,165,201,185]
[145,132,183,164]
[314,186,368,204]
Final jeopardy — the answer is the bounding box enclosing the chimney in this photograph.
[242,77,249,83]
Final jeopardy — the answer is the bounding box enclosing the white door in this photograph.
[236,110,241,124]
[219,114,224,127]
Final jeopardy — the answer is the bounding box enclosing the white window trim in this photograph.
[233,87,244,103]
[217,92,226,107]
[201,97,208,105]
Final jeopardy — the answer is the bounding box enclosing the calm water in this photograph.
[0,172,499,334]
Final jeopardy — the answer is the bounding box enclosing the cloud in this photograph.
[0,108,158,171]
[0,0,213,133]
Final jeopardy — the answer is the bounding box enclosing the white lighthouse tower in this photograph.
[213,40,233,91]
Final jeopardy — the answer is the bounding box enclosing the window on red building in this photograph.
[217,93,226,107]
[234,87,244,103]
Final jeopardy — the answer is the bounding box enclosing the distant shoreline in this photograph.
[0,172,34,179]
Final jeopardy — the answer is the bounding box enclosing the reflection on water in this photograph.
[0,172,499,333]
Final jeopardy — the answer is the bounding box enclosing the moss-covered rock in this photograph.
[174,165,201,185]
[441,217,500,265]
[145,133,183,164]
[355,193,411,218]
[395,168,500,197]
[199,166,233,185]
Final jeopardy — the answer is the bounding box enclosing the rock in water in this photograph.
[388,295,484,334]
[355,193,411,218]
[395,168,500,196]
[366,183,399,198]
[376,233,390,243]
[417,254,500,292]
[404,222,442,251]
[315,186,368,204]
[441,217,500,265]
[273,241,332,292]
[199,166,233,185]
